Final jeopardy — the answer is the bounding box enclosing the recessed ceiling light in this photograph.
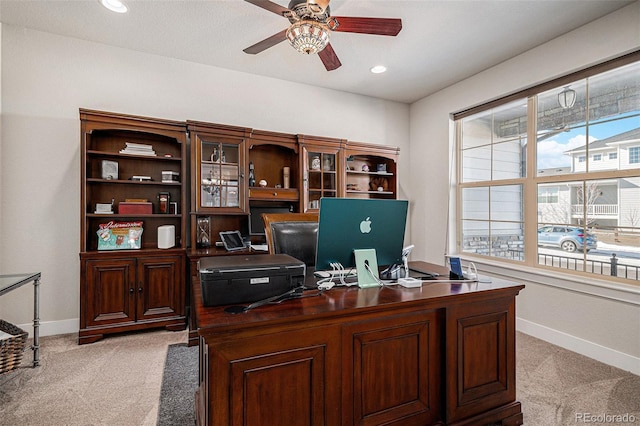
[100,0,128,13]
[370,65,387,74]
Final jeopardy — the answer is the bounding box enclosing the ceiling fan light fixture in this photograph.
[286,20,330,55]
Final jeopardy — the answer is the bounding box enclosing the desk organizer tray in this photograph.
[199,254,306,307]
[0,319,28,374]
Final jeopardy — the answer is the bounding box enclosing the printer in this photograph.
[198,254,306,307]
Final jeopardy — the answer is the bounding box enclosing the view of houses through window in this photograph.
[456,55,640,283]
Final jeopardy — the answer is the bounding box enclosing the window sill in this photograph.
[458,255,640,306]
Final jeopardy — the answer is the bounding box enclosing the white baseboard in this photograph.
[17,318,78,338]
[517,317,640,376]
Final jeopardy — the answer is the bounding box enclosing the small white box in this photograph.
[398,277,422,288]
[162,171,180,183]
[157,225,175,249]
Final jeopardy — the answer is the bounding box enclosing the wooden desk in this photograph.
[193,261,524,426]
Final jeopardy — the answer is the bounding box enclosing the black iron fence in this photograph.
[538,252,639,281]
[464,235,639,281]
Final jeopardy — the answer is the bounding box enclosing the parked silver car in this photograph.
[538,225,598,252]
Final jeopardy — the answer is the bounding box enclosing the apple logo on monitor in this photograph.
[360,217,372,233]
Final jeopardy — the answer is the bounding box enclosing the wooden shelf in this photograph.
[346,190,395,195]
[87,150,182,161]
[87,213,181,218]
[79,109,188,344]
[346,170,394,177]
[87,178,181,186]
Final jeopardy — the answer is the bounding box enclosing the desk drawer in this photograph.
[249,187,299,201]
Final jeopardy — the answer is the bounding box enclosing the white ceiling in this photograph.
[0,0,633,103]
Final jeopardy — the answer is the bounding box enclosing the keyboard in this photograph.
[408,267,439,280]
[313,268,358,279]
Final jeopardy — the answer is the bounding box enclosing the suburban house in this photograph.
[538,128,640,229]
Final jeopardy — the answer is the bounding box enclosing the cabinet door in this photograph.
[137,255,184,321]
[301,145,342,212]
[84,258,136,328]
[342,310,442,426]
[445,297,517,423]
[205,326,341,426]
[195,134,246,213]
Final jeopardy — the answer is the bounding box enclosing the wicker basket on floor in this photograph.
[0,319,28,374]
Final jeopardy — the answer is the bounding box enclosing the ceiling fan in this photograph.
[243,0,402,71]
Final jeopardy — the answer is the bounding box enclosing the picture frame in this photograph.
[101,160,118,180]
[219,230,247,251]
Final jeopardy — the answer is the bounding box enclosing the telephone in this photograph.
[447,256,465,280]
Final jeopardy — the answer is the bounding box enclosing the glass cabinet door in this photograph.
[303,147,339,211]
[198,139,244,212]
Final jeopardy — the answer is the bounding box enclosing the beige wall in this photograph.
[409,1,640,373]
[0,25,409,334]
[0,22,3,271]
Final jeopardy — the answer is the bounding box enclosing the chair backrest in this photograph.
[262,213,319,266]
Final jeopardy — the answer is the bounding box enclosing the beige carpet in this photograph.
[0,329,187,426]
[0,330,638,425]
[516,333,639,425]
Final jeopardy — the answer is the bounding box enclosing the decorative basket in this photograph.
[0,319,28,374]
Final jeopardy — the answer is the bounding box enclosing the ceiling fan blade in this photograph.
[244,0,290,17]
[243,29,288,54]
[318,43,341,71]
[330,17,402,36]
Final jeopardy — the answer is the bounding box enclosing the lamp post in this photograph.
[558,86,577,109]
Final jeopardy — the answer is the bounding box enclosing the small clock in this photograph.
[101,160,119,180]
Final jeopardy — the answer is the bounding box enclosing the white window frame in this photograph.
[454,52,640,285]
[630,146,640,164]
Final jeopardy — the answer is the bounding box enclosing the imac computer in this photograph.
[315,198,409,274]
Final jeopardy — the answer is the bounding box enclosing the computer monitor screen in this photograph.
[249,205,293,236]
[315,198,409,272]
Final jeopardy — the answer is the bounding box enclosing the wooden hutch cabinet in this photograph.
[344,141,399,200]
[78,112,401,345]
[187,122,252,252]
[247,130,300,205]
[298,134,345,212]
[246,130,300,243]
[187,121,251,215]
[79,109,187,344]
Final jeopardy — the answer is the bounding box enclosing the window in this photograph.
[455,53,640,283]
[538,186,559,204]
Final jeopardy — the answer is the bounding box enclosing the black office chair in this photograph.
[262,213,319,267]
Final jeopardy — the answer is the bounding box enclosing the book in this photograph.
[97,221,143,250]
[120,142,156,156]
